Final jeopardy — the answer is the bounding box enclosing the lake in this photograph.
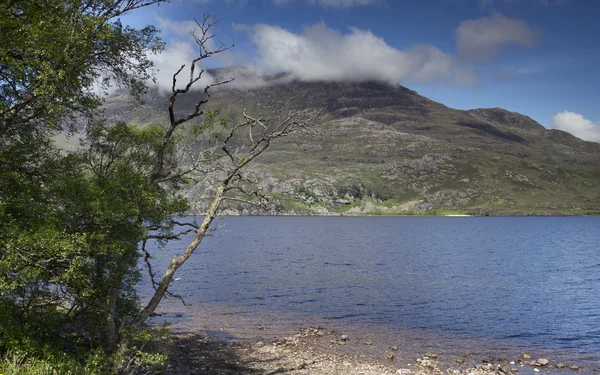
[140,216,600,372]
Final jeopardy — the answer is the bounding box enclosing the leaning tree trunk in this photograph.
[110,15,319,373]
[112,185,224,373]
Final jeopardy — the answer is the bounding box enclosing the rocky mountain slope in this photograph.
[102,78,600,215]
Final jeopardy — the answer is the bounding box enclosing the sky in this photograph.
[122,0,600,143]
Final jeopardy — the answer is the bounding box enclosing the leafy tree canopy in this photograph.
[0,0,180,369]
[0,0,165,133]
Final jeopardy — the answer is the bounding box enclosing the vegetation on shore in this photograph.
[101,79,600,216]
[1,1,598,373]
[0,0,178,371]
[1,2,319,373]
[0,1,260,373]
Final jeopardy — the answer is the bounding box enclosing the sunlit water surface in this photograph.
[139,216,600,372]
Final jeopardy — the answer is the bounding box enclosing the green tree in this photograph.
[0,0,164,131]
[0,0,172,367]
[1,2,319,372]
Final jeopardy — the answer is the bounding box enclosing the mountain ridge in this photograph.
[101,78,600,215]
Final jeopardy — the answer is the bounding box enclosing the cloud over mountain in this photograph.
[455,15,538,61]
[551,111,600,143]
[242,22,476,85]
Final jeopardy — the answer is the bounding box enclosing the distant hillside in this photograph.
[101,77,600,216]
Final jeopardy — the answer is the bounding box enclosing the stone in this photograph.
[425,352,438,359]
[316,331,325,336]
[363,340,373,345]
[418,359,437,369]
[456,359,464,365]
[391,346,398,351]
[537,358,549,366]
[534,368,540,373]
[509,361,515,365]
[556,363,566,369]
[523,353,532,359]
[387,353,395,360]
[340,334,349,341]
[570,365,579,371]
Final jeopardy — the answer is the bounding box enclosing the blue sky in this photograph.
[122,0,600,142]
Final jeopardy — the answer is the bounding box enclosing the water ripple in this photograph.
[140,216,600,370]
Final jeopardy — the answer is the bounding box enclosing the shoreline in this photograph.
[164,325,593,375]
[142,216,600,374]
[148,307,597,374]
[185,212,600,217]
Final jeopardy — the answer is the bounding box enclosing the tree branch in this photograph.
[150,15,234,183]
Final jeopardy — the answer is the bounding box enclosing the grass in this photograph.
[0,352,97,375]
[95,83,600,216]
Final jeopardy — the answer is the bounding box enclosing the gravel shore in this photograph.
[165,326,587,375]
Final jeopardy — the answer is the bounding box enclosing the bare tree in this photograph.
[114,14,320,360]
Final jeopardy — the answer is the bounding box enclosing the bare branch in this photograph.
[145,220,199,232]
[222,197,270,211]
[173,78,234,128]
[149,14,234,183]
[140,239,159,291]
[164,289,191,306]
[171,65,185,93]
[124,16,322,349]
[171,220,200,230]
[144,228,196,241]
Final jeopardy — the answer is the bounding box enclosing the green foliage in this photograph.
[0,120,185,353]
[0,326,171,374]
[195,109,231,137]
[0,350,99,375]
[0,0,165,134]
[120,325,170,372]
[0,0,181,371]
[295,186,319,202]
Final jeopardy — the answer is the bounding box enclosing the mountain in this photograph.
[101,78,600,216]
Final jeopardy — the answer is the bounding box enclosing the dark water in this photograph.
[140,216,600,371]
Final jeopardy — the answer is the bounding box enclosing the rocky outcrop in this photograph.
[103,79,600,216]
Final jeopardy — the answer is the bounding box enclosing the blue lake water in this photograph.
[140,216,600,371]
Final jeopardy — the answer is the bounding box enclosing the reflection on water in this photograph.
[139,216,600,372]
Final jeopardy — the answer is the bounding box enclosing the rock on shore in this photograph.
[165,329,546,375]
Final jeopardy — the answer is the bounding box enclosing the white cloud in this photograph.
[156,17,199,37]
[149,17,242,92]
[551,111,600,143]
[244,22,476,85]
[273,0,382,7]
[149,18,478,90]
[148,40,216,92]
[455,15,538,61]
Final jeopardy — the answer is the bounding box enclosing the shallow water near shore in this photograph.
[139,216,600,372]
